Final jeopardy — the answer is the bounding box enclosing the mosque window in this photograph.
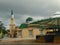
[18,30,22,37]
[29,30,33,37]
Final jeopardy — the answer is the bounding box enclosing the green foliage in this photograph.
[30,17,60,24]
[48,25,60,29]
[0,32,3,38]
[0,21,7,35]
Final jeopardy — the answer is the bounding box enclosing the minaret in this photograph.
[9,10,15,37]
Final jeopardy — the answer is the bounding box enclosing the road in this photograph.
[0,38,60,45]
[0,43,60,45]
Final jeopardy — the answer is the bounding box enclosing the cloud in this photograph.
[0,0,60,29]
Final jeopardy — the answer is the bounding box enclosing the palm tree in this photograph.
[26,17,33,24]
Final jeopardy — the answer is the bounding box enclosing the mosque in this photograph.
[8,10,41,38]
[8,10,60,43]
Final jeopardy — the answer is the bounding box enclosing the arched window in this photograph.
[18,30,22,37]
[29,30,33,37]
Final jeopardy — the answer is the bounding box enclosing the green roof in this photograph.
[19,23,27,29]
[19,17,60,29]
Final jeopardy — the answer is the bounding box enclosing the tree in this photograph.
[0,21,7,38]
[26,17,33,23]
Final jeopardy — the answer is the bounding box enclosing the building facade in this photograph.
[16,28,40,38]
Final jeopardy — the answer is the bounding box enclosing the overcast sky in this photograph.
[0,0,60,29]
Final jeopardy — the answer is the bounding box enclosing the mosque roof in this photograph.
[20,11,60,29]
